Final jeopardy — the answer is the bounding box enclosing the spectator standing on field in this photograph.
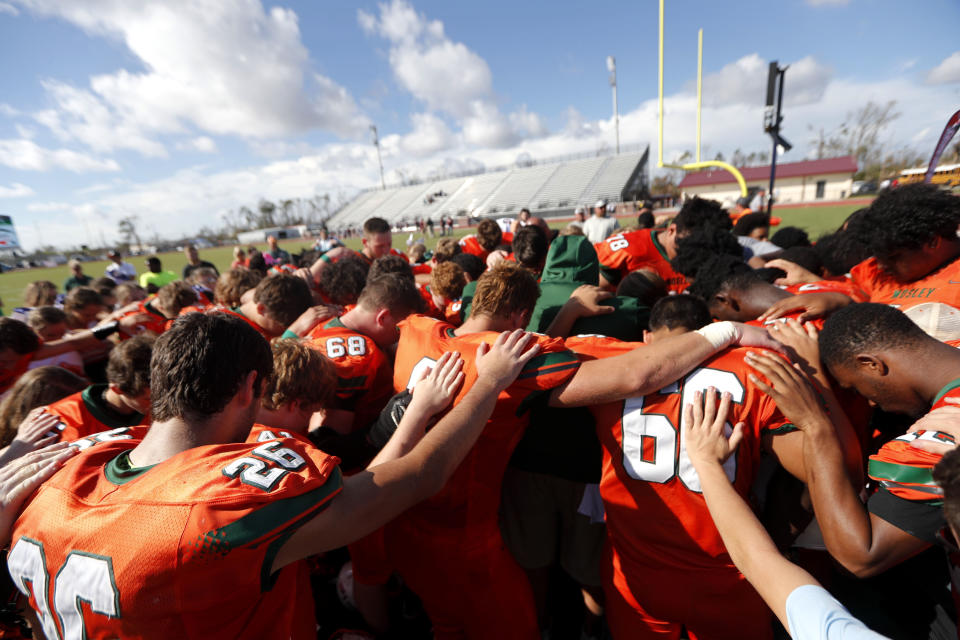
[266,235,291,265]
[582,199,620,244]
[104,250,137,284]
[182,244,219,281]
[63,260,93,292]
[140,257,178,294]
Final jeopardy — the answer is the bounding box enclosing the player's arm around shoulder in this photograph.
[549,321,783,408]
[270,330,541,572]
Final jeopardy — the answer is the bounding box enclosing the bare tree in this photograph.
[117,216,142,250]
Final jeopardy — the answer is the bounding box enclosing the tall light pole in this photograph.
[371,124,386,190]
[607,55,620,154]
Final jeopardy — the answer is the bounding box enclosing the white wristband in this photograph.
[695,321,738,351]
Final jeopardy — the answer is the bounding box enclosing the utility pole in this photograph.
[607,56,620,154]
[763,62,792,215]
[371,125,386,190]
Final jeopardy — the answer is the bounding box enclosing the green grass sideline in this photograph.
[1,202,861,311]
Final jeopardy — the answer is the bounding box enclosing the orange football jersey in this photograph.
[458,235,491,262]
[44,384,149,442]
[116,299,169,338]
[594,229,688,292]
[10,436,341,639]
[784,279,868,301]
[390,314,580,545]
[303,317,393,433]
[867,379,960,506]
[566,336,792,571]
[416,283,443,320]
[849,256,960,313]
[443,299,463,326]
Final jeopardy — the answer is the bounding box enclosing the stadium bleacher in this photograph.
[327,147,648,228]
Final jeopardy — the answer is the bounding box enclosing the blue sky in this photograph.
[0,0,958,250]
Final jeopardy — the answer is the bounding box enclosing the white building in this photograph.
[678,156,858,205]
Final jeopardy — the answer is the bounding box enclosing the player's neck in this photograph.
[456,314,513,335]
[339,307,369,335]
[914,343,960,405]
[131,409,252,467]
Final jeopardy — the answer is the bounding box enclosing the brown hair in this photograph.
[63,287,104,313]
[156,282,199,317]
[363,217,391,235]
[115,283,148,308]
[0,366,87,447]
[430,262,467,301]
[0,318,40,354]
[261,340,336,411]
[253,274,314,328]
[23,281,58,307]
[107,334,155,397]
[471,262,539,319]
[476,219,503,252]
[367,254,414,283]
[433,238,461,263]
[358,273,423,318]
[215,268,263,307]
[150,313,272,422]
[27,306,67,331]
[408,243,427,263]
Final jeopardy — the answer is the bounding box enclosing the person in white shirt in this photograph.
[104,250,137,284]
[581,199,620,244]
[684,388,888,640]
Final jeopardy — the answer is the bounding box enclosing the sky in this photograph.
[0,0,958,251]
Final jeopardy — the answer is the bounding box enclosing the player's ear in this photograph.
[642,329,653,344]
[237,370,259,407]
[854,353,887,377]
[375,307,391,328]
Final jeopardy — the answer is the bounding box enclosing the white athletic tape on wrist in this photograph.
[694,321,738,351]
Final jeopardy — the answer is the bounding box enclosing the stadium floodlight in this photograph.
[371,124,386,191]
[607,56,620,154]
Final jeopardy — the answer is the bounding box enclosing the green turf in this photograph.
[0,201,865,312]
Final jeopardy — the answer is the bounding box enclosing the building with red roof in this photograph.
[678,155,858,205]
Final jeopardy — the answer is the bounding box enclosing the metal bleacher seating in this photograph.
[326,148,646,228]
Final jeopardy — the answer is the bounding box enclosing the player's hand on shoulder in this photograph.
[566,285,615,317]
[766,318,823,380]
[475,329,540,391]
[408,351,465,417]
[745,350,828,430]
[286,304,343,337]
[765,258,820,286]
[759,292,852,323]
[682,388,744,469]
[907,398,960,454]
[727,321,785,353]
[0,442,77,545]
[6,409,62,462]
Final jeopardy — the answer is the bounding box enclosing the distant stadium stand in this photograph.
[326,146,649,228]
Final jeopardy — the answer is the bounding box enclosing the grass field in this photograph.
[1,201,864,311]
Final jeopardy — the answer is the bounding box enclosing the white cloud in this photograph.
[927,51,960,84]
[176,136,217,153]
[702,53,832,108]
[0,139,120,172]
[510,105,548,138]
[0,182,33,198]
[0,104,20,117]
[397,112,455,156]
[359,0,543,149]
[0,3,18,15]
[27,201,71,212]
[14,0,370,157]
